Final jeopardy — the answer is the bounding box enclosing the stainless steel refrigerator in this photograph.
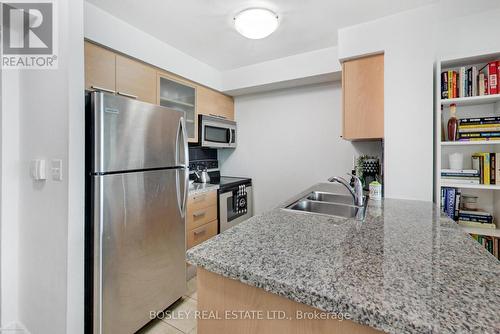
[85,91,188,334]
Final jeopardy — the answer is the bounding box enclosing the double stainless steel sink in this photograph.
[284,191,367,220]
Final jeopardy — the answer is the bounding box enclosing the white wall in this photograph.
[337,0,500,202]
[66,0,85,332]
[0,0,85,333]
[222,47,341,96]
[437,2,500,59]
[219,82,381,214]
[1,70,20,330]
[84,1,342,96]
[84,1,222,90]
[339,6,437,202]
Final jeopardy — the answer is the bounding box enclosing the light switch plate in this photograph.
[30,159,46,181]
[51,159,63,181]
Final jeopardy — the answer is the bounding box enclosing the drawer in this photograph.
[187,204,217,231]
[188,190,217,211]
[187,220,217,249]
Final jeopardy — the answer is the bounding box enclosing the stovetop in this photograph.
[189,156,251,192]
[217,176,252,192]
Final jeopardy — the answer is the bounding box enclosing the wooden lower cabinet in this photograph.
[187,220,218,249]
[187,204,217,231]
[187,191,217,213]
[186,190,218,250]
[197,268,383,334]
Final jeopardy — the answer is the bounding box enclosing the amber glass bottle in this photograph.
[447,103,458,141]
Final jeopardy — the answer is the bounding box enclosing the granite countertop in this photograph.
[188,182,219,195]
[186,183,500,334]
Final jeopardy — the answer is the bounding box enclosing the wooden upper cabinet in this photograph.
[157,73,198,143]
[84,40,232,141]
[84,41,116,92]
[116,55,157,104]
[197,86,234,121]
[342,54,384,140]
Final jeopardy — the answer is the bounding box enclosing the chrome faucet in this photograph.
[328,174,364,206]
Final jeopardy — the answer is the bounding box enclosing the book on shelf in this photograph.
[460,116,500,125]
[457,138,500,142]
[459,221,496,229]
[459,126,500,132]
[442,178,480,184]
[492,153,497,184]
[488,61,498,95]
[453,71,458,98]
[470,153,500,185]
[460,210,492,217]
[441,61,500,99]
[441,168,481,184]
[472,66,478,96]
[440,169,479,174]
[479,73,486,96]
[441,187,455,220]
[458,211,493,224]
[441,71,448,99]
[456,117,500,141]
[459,132,500,139]
[441,169,479,178]
[440,187,460,220]
[449,70,454,98]
[459,67,465,98]
[467,67,472,97]
[471,234,498,259]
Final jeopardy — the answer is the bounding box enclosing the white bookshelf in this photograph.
[441,140,500,146]
[441,94,500,107]
[440,182,500,190]
[459,226,500,238]
[435,51,500,245]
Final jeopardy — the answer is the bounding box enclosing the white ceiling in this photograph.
[86,0,437,70]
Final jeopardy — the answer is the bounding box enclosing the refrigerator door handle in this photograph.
[176,169,182,218]
[176,168,188,218]
[176,117,189,168]
[175,117,189,217]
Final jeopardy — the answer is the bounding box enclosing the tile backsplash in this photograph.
[188,147,217,162]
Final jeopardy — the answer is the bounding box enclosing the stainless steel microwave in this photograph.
[199,114,237,148]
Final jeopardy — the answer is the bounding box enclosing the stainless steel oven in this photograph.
[219,180,252,232]
[199,114,237,148]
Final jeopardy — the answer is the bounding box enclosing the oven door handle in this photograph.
[228,128,233,145]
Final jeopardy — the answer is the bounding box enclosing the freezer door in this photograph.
[91,92,188,173]
[93,168,187,334]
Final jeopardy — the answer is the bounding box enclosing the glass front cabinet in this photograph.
[158,74,197,142]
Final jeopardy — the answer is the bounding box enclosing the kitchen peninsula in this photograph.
[186,183,500,334]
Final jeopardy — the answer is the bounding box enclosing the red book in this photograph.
[488,61,498,95]
[498,60,500,92]
[453,71,458,98]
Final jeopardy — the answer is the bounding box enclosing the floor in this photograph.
[138,277,198,334]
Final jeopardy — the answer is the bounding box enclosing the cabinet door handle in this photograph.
[194,228,207,237]
[91,86,115,94]
[193,210,206,218]
[117,91,138,99]
[192,194,207,203]
[209,113,227,120]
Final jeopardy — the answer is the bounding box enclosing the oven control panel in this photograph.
[235,185,248,214]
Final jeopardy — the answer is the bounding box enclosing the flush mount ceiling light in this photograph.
[234,8,279,40]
